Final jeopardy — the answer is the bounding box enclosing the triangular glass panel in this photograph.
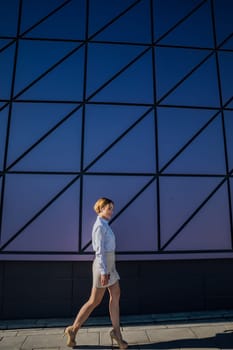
[81,174,155,250]
[2,178,80,252]
[14,40,79,97]
[159,1,214,48]
[91,50,153,103]
[221,35,233,50]
[214,0,233,46]
[25,0,86,40]
[157,107,217,170]
[218,51,233,106]
[11,108,82,172]
[89,0,135,36]
[226,99,233,108]
[84,104,149,169]
[94,0,151,43]
[224,110,233,173]
[87,43,146,97]
[0,107,8,171]
[7,102,78,168]
[111,180,157,252]
[0,177,2,213]
[160,176,223,247]
[88,111,156,173]
[0,0,18,36]
[20,0,65,34]
[1,173,77,247]
[0,43,15,99]
[0,102,6,109]
[153,0,201,41]
[0,39,13,50]
[18,46,84,101]
[163,183,231,251]
[155,47,211,100]
[164,115,226,174]
[162,55,220,108]
[230,178,233,220]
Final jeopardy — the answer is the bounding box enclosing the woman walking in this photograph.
[64,197,128,349]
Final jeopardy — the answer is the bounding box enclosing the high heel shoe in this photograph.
[64,326,76,347]
[110,329,128,349]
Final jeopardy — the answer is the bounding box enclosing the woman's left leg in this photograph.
[108,281,128,348]
[108,281,121,333]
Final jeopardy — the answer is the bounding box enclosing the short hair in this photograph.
[93,197,114,214]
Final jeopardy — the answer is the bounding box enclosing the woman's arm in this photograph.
[95,226,107,273]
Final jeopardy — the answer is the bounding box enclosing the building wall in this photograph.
[0,0,233,318]
[1,259,233,319]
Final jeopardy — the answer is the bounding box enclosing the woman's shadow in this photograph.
[73,329,233,349]
[137,329,233,349]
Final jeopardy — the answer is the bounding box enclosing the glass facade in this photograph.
[0,0,233,260]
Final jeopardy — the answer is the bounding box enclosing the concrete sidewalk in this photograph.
[1,310,233,349]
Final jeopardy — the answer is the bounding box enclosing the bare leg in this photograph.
[64,287,105,347]
[108,282,128,348]
[108,281,121,336]
[72,287,106,333]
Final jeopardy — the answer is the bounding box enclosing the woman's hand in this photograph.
[101,273,110,286]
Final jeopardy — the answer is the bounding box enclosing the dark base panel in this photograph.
[0,259,233,320]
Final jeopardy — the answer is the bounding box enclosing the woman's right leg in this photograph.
[72,287,106,332]
[65,287,106,347]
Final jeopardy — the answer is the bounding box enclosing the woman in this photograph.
[64,197,128,349]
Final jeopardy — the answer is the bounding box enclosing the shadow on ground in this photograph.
[73,330,233,349]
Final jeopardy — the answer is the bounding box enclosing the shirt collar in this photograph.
[98,215,109,225]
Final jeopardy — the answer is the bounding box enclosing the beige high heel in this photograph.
[64,326,76,347]
[110,329,128,349]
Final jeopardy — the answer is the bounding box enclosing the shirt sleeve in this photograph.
[94,225,107,275]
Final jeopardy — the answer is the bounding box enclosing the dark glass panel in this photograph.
[224,110,233,172]
[94,0,151,44]
[20,0,65,34]
[157,107,216,170]
[89,0,135,36]
[0,0,18,36]
[112,181,157,252]
[153,0,201,41]
[91,50,153,103]
[218,51,233,106]
[15,40,83,100]
[0,107,8,170]
[87,43,145,97]
[88,111,156,173]
[7,102,78,167]
[1,174,77,247]
[214,0,233,46]
[155,47,211,101]
[24,0,86,40]
[158,1,214,48]
[81,175,154,249]
[3,178,80,252]
[11,108,82,172]
[164,116,226,174]
[221,35,233,50]
[84,104,148,168]
[162,55,220,107]
[0,43,15,99]
[160,176,222,247]
[163,183,231,251]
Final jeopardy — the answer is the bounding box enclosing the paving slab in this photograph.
[0,335,27,350]
[21,334,65,350]
[1,311,233,349]
[146,327,196,342]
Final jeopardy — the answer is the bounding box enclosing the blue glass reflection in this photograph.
[0,0,18,36]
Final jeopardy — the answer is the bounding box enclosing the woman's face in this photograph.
[100,203,114,220]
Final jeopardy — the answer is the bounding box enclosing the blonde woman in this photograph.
[64,198,128,349]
